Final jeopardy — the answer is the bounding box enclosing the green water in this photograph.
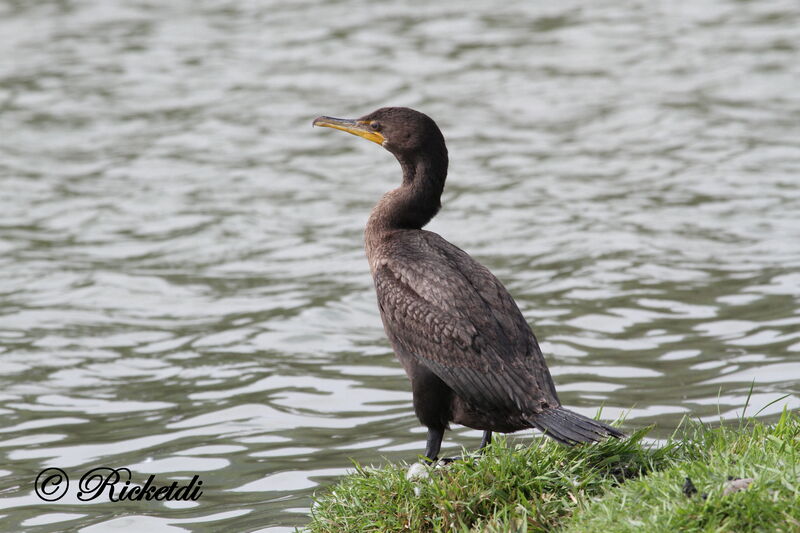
[1,0,799,530]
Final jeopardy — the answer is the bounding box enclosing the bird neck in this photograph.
[367,152,448,234]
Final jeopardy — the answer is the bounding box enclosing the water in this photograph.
[1,0,799,530]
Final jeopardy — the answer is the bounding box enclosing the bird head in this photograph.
[313,107,446,160]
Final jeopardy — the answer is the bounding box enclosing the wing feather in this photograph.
[372,230,559,415]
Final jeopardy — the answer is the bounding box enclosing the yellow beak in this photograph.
[312,116,385,145]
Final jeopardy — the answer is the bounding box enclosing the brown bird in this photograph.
[313,107,623,461]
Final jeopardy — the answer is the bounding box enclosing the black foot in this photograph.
[438,456,462,465]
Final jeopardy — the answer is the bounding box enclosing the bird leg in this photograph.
[424,427,444,462]
[479,430,492,451]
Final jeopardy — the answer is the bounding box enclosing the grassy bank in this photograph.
[308,409,799,532]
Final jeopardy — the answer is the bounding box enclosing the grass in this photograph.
[307,408,800,532]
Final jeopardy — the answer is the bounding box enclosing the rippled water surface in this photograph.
[2,0,800,530]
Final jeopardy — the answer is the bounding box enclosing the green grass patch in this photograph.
[307,409,800,532]
[564,409,800,533]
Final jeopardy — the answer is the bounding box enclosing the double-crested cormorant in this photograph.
[313,107,623,461]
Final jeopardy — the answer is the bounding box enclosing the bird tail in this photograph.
[526,407,624,446]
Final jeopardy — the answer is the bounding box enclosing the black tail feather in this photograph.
[527,407,624,446]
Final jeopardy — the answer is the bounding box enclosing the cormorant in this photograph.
[313,107,623,461]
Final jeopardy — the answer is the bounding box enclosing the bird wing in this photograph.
[372,230,559,415]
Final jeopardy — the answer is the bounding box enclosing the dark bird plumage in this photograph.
[313,107,624,461]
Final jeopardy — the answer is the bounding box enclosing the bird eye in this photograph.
[370,121,381,131]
